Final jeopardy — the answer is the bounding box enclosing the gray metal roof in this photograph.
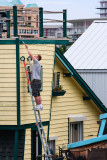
[64,20,107,69]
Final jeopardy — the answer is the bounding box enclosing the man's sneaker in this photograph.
[32,106,42,111]
[39,106,43,110]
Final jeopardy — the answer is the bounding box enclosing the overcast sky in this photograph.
[8,0,100,20]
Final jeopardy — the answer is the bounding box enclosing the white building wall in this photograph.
[77,70,107,108]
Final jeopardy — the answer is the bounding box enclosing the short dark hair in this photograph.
[38,54,42,61]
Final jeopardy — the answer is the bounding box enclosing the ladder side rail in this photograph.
[38,112,51,155]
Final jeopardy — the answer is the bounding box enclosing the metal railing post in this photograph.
[6,11,10,38]
[63,9,67,37]
[13,6,18,37]
[39,7,43,37]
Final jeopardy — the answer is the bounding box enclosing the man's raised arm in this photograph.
[25,44,35,60]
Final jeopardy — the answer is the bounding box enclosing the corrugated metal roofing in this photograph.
[0,0,12,6]
[64,21,107,69]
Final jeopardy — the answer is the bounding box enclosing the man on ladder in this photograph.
[25,44,43,110]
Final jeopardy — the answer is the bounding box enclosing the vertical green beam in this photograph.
[14,130,19,160]
[63,9,67,37]
[68,118,69,144]
[22,130,26,160]
[39,7,43,37]
[16,38,20,125]
[38,134,42,160]
[6,11,10,38]
[13,5,18,37]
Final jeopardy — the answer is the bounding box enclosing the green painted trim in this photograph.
[38,132,42,160]
[39,7,43,37]
[63,9,67,37]
[31,129,33,160]
[47,51,56,143]
[68,118,69,144]
[16,38,20,125]
[13,6,18,37]
[0,40,16,44]
[19,39,69,45]
[14,130,19,160]
[40,65,43,91]
[22,129,26,160]
[0,39,69,45]
[55,47,107,113]
[0,121,49,130]
[6,11,10,38]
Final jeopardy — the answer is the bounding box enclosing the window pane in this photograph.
[70,122,83,143]
[49,140,55,155]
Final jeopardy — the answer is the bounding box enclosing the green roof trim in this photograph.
[55,47,107,113]
[26,3,38,8]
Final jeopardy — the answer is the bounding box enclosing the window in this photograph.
[31,30,34,34]
[53,72,60,88]
[29,30,31,34]
[19,29,21,34]
[22,29,24,34]
[28,17,31,20]
[21,17,24,20]
[34,30,38,35]
[28,23,31,27]
[70,122,83,143]
[24,29,26,34]
[49,140,55,155]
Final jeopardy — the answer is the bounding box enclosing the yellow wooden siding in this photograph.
[20,44,55,124]
[0,45,17,125]
[50,57,102,153]
[24,128,31,160]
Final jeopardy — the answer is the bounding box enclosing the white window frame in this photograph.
[49,136,58,155]
[68,114,87,143]
[70,121,83,143]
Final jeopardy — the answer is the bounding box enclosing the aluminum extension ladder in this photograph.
[20,56,51,160]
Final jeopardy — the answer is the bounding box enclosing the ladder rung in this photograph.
[38,118,41,121]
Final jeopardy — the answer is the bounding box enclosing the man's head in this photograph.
[34,54,42,61]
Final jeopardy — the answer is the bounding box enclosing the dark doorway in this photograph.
[32,130,41,160]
